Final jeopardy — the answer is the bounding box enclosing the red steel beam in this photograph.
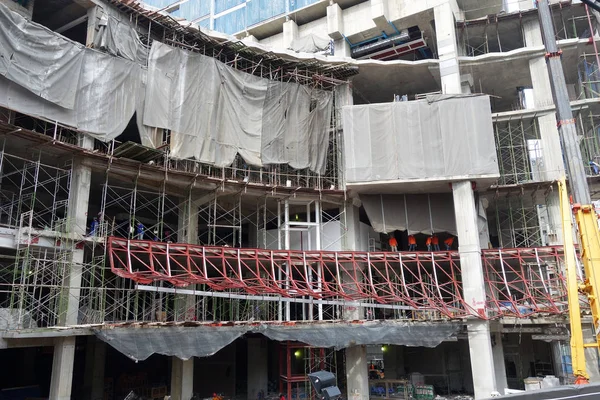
[108,237,568,320]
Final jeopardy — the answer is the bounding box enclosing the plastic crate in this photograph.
[414,385,434,400]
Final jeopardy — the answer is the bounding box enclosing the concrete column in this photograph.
[524,18,564,245]
[247,338,268,400]
[283,19,298,50]
[171,358,194,400]
[85,6,99,47]
[492,331,507,396]
[50,337,77,400]
[370,0,390,31]
[346,345,369,400]
[342,201,361,251]
[51,145,92,399]
[452,181,497,399]
[327,3,344,41]
[434,2,461,94]
[83,336,106,400]
[175,197,199,321]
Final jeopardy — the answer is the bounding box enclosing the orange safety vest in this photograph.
[444,237,454,246]
[432,236,439,245]
[426,237,432,245]
[408,235,416,245]
[389,237,398,247]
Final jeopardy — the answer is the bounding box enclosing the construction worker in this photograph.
[590,160,600,175]
[388,235,398,251]
[432,235,440,251]
[408,234,417,251]
[426,236,433,251]
[444,236,455,251]
[136,222,145,240]
[89,217,98,237]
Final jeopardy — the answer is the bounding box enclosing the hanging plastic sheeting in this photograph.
[0,3,84,109]
[261,82,332,172]
[93,4,150,65]
[343,95,499,183]
[477,198,491,249]
[0,3,142,142]
[93,325,248,361]
[360,193,457,235]
[289,33,331,53]
[93,321,460,361]
[143,42,333,173]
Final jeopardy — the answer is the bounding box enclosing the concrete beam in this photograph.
[327,3,344,40]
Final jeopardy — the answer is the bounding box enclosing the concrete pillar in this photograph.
[524,18,564,245]
[83,336,106,400]
[452,181,497,399]
[50,337,77,400]
[50,142,92,399]
[86,6,99,47]
[345,345,369,400]
[171,358,194,400]
[370,0,390,31]
[175,197,199,321]
[492,331,507,396]
[327,3,344,40]
[283,19,298,50]
[434,2,461,94]
[247,338,268,400]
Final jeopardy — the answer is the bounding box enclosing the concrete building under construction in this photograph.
[1,0,600,399]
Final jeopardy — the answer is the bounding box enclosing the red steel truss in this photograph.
[108,237,568,320]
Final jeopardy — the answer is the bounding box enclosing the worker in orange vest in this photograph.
[388,235,398,251]
[408,234,417,251]
[432,235,440,251]
[444,236,455,250]
[426,236,433,251]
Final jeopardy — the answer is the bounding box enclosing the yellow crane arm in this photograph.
[558,178,589,382]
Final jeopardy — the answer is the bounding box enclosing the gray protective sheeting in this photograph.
[94,322,460,361]
[343,95,499,183]
[0,3,141,141]
[93,5,150,65]
[289,34,331,53]
[361,193,457,235]
[143,42,332,172]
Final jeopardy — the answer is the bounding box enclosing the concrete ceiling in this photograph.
[32,0,93,32]
[456,0,503,20]
[351,60,441,104]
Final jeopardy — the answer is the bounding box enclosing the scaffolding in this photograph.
[279,341,338,400]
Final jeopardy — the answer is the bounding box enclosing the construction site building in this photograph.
[0,0,599,399]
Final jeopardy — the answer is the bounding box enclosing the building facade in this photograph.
[0,0,598,399]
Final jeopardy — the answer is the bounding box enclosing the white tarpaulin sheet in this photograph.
[143,42,333,172]
[361,193,457,235]
[343,95,499,183]
[289,33,331,53]
[0,3,141,142]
